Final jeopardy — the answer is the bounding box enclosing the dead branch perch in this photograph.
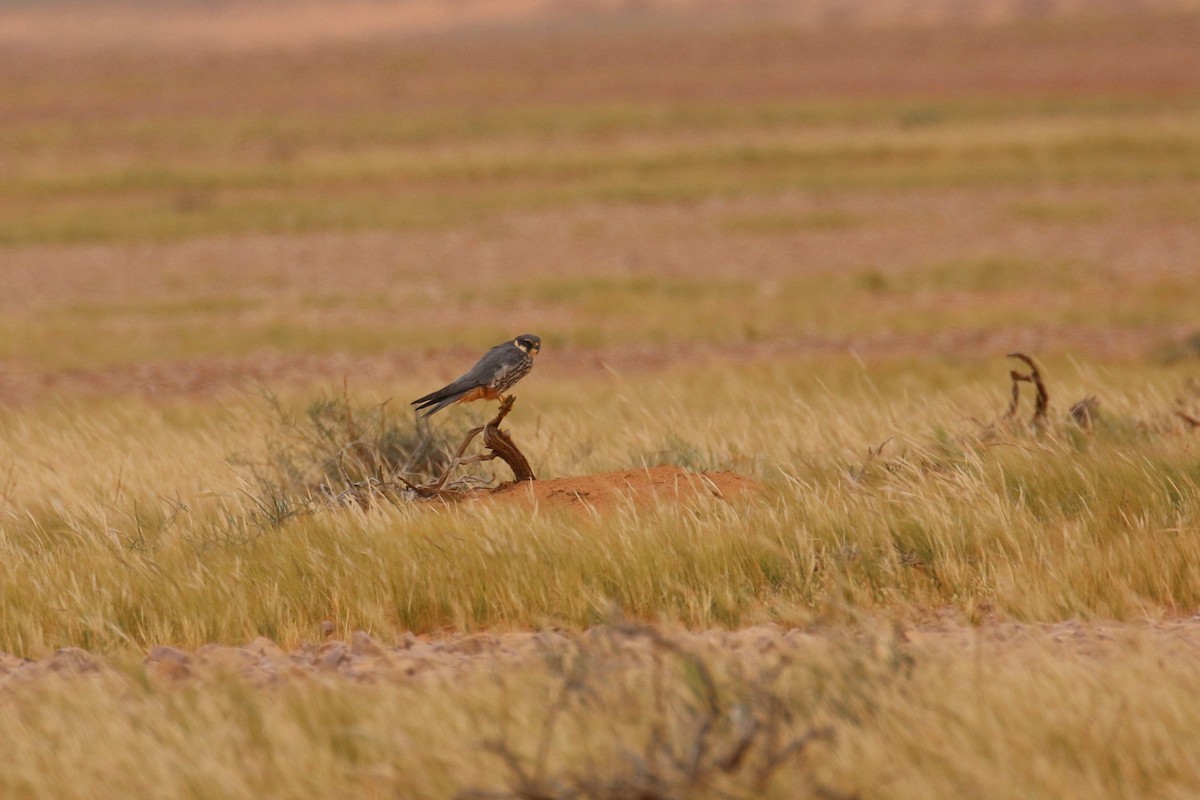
[1006,352,1049,427]
[412,396,535,497]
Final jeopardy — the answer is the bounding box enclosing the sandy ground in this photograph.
[478,465,757,509]
[4,615,1200,688]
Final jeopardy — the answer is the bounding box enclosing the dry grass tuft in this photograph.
[458,620,843,800]
[233,388,457,515]
[2,359,1199,655]
[6,620,1200,799]
[0,4,1198,798]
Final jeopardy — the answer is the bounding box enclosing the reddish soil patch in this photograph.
[484,465,758,510]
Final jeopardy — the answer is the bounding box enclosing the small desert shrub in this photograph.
[231,391,456,519]
[457,621,852,800]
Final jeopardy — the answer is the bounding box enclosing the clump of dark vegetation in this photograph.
[406,395,537,499]
[232,389,458,521]
[974,351,1103,436]
[848,351,1198,493]
[986,352,1199,439]
[232,390,541,522]
[459,621,858,800]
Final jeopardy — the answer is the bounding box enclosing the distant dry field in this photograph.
[2,2,1200,798]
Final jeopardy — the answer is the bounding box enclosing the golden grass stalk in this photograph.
[2,361,1198,655]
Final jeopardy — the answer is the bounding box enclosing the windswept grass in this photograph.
[2,359,1198,654]
[3,7,1200,798]
[2,622,1199,799]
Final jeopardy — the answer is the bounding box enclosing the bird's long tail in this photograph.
[411,383,469,418]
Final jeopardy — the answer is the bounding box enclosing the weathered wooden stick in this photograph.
[483,419,535,482]
[413,395,534,496]
[1007,352,1049,427]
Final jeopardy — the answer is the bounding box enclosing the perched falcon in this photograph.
[411,334,541,418]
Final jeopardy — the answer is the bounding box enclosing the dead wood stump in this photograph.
[1005,352,1049,428]
[406,396,535,497]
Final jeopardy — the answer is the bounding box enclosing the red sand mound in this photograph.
[481,465,757,510]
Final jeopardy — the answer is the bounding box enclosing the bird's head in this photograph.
[513,334,541,357]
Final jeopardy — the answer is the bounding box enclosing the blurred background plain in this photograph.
[2,0,1198,399]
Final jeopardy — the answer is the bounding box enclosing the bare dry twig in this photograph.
[457,621,844,800]
[412,396,536,497]
[1006,352,1049,428]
